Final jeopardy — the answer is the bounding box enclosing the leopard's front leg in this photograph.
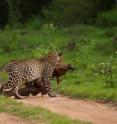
[43,65,56,97]
[14,87,26,99]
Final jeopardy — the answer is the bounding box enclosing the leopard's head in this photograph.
[46,51,62,66]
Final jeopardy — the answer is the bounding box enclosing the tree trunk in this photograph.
[6,0,21,27]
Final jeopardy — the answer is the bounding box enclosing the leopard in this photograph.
[0,51,62,99]
[24,63,75,96]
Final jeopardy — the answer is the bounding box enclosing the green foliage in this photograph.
[0,24,117,102]
[0,0,116,27]
[94,40,116,55]
[0,24,65,54]
[97,9,117,27]
[0,0,52,27]
[25,16,44,30]
[43,0,115,26]
[0,0,116,28]
[112,34,117,50]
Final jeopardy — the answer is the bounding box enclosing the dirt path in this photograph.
[19,95,117,124]
[0,112,33,124]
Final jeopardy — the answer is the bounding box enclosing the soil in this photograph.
[19,95,117,124]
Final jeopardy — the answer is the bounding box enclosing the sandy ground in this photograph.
[0,112,33,124]
[19,95,117,124]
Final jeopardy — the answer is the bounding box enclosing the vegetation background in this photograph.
[0,0,117,123]
[0,0,117,118]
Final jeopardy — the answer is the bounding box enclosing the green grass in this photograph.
[0,96,89,124]
[0,24,117,103]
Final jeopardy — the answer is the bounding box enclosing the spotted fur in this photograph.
[0,52,62,99]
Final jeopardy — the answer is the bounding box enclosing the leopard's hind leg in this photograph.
[12,77,26,99]
[1,81,14,94]
[2,75,26,99]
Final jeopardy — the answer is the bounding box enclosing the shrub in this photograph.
[43,0,114,26]
[25,16,44,30]
[97,9,117,27]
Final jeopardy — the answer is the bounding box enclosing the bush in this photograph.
[43,0,115,26]
[0,30,36,53]
[25,16,44,30]
[97,9,117,27]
